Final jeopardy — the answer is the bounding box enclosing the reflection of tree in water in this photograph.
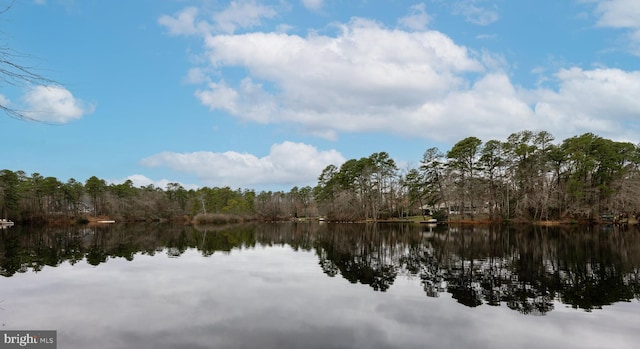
[319,223,640,314]
[444,227,486,308]
[552,227,638,311]
[0,226,87,274]
[500,228,555,315]
[314,224,417,292]
[1,222,640,314]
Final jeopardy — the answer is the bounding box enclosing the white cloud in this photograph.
[195,78,277,123]
[452,0,500,26]
[22,85,94,123]
[141,142,346,188]
[196,18,482,138]
[212,0,277,34]
[162,5,640,145]
[478,49,508,70]
[301,0,323,11]
[398,3,431,31]
[112,175,199,191]
[159,1,277,36]
[195,80,241,115]
[587,0,640,53]
[158,7,201,36]
[530,67,640,141]
[396,72,537,142]
[593,0,640,29]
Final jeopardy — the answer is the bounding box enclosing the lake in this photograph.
[1,222,639,349]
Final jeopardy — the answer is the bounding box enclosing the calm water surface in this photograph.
[1,223,639,348]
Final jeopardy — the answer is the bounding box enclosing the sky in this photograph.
[1,0,639,191]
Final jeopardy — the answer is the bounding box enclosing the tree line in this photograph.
[314,130,640,222]
[1,130,639,223]
[0,173,251,223]
[0,170,316,223]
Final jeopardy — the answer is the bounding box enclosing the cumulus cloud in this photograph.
[195,18,483,138]
[22,85,94,123]
[160,3,640,144]
[531,67,640,141]
[410,72,537,142]
[140,142,345,188]
[195,78,277,123]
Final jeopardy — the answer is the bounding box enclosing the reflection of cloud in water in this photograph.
[2,224,640,348]
[1,247,637,349]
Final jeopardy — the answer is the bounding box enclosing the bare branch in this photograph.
[0,2,60,121]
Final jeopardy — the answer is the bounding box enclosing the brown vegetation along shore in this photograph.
[192,213,260,225]
[533,220,578,226]
[85,215,114,223]
[11,213,640,227]
[533,217,639,225]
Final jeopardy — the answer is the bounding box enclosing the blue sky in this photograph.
[1,0,639,191]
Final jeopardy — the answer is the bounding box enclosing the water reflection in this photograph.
[1,223,639,314]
